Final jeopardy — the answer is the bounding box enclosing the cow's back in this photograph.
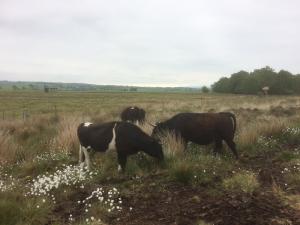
[77,122,115,151]
[164,113,234,144]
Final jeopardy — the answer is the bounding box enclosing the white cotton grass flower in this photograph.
[33,151,70,164]
[0,170,17,192]
[80,187,123,215]
[27,164,95,201]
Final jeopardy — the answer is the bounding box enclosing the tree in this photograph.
[229,71,249,93]
[129,87,138,92]
[212,77,231,93]
[212,67,299,95]
[201,86,210,93]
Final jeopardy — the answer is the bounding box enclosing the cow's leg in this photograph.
[224,139,238,159]
[182,139,188,150]
[81,146,91,170]
[79,145,84,164]
[214,138,223,157]
[117,152,127,172]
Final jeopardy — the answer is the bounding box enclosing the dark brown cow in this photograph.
[151,112,238,158]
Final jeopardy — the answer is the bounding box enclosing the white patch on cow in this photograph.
[135,120,139,126]
[79,145,83,164]
[106,123,117,152]
[81,146,91,170]
[118,164,122,172]
[130,107,135,109]
[84,122,92,127]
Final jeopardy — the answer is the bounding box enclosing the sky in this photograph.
[0,0,299,87]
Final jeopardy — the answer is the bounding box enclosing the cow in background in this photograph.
[120,106,146,125]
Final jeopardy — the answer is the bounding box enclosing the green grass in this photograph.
[222,171,259,194]
[0,191,54,225]
[1,91,300,225]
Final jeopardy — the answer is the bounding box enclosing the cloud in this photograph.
[0,0,299,86]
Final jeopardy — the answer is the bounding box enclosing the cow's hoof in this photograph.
[79,162,85,169]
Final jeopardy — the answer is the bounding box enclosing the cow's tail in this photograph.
[220,112,236,134]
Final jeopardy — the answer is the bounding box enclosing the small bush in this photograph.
[223,171,259,194]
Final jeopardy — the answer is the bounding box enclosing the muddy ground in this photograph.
[52,146,300,225]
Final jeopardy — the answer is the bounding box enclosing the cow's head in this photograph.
[149,139,164,161]
[151,122,167,142]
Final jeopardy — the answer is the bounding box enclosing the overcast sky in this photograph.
[0,0,299,87]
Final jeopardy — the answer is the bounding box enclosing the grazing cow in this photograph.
[120,106,146,125]
[151,112,238,159]
[77,121,164,171]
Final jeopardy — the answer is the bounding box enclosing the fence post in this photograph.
[54,105,57,117]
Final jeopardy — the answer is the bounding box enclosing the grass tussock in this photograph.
[223,171,259,194]
[238,117,289,148]
[158,131,185,157]
[169,159,194,184]
[168,152,234,185]
[50,116,82,154]
[0,131,19,164]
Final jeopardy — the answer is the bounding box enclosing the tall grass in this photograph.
[0,131,19,164]
[50,116,82,154]
[237,117,289,148]
[157,130,185,157]
[223,171,259,194]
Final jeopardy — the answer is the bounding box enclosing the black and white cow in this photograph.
[77,121,164,171]
[120,106,146,125]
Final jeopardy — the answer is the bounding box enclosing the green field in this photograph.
[0,91,300,225]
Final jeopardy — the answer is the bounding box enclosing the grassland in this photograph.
[0,91,300,225]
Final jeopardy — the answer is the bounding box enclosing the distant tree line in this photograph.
[212,66,300,95]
